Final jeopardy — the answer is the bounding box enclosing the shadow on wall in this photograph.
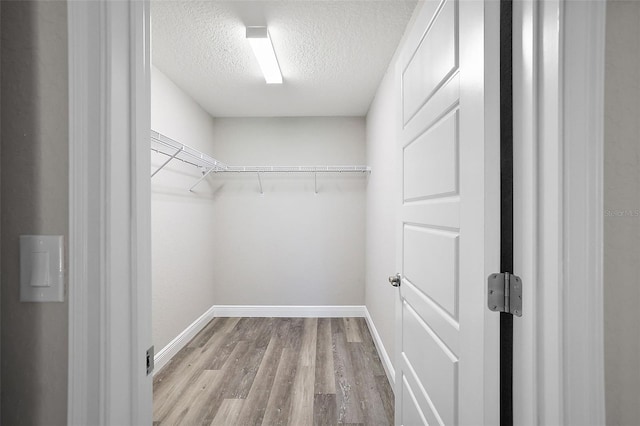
[1,1,68,425]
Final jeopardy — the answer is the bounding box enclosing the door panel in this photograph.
[396,0,500,424]
[402,74,460,145]
[401,375,432,425]
[401,200,460,230]
[403,111,459,201]
[402,279,460,354]
[403,225,459,317]
[403,302,458,425]
[402,0,458,124]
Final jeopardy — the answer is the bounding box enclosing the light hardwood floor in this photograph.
[153,317,394,425]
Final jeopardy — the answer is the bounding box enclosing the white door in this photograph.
[395,1,501,425]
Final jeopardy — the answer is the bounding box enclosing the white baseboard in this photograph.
[153,305,216,376]
[364,307,396,390]
[211,305,366,318]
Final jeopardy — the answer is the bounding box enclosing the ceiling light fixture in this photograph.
[246,26,283,84]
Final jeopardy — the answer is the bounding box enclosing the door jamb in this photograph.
[67,1,152,424]
[513,0,606,424]
[560,1,606,424]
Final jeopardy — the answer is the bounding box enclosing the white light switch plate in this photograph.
[20,235,65,302]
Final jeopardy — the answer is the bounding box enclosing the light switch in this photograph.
[30,252,51,287]
[20,235,64,302]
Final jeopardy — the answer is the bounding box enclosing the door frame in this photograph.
[66,0,605,423]
[513,0,606,424]
[67,1,152,424]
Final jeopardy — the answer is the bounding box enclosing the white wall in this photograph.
[364,67,398,371]
[604,1,640,424]
[208,117,366,306]
[1,2,68,423]
[152,67,367,349]
[151,66,218,351]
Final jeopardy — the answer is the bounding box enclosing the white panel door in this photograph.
[395,1,500,425]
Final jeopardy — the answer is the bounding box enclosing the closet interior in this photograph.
[150,1,418,424]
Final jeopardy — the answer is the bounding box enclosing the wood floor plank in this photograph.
[204,334,238,370]
[313,393,337,426]
[175,370,223,425]
[160,370,221,425]
[236,335,285,425]
[153,346,217,422]
[375,374,395,424]
[356,318,385,377]
[153,346,195,397]
[253,317,276,349]
[219,340,267,399]
[187,317,226,349]
[300,318,318,367]
[218,316,242,334]
[225,342,268,399]
[332,318,364,424]
[343,317,363,343]
[224,317,253,341]
[284,317,305,350]
[154,317,242,421]
[198,318,246,371]
[289,365,315,426]
[273,317,292,343]
[262,348,299,426]
[315,318,336,394]
[233,317,270,343]
[209,399,244,426]
[182,340,258,425]
[349,341,391,425]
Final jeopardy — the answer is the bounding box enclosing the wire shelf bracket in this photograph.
[151,146,183,178]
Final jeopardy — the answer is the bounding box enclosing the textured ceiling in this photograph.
[151,1,417,117]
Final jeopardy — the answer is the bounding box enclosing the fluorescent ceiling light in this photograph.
[246,26,283,84]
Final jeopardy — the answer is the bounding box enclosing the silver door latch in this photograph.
[389,273,401,287]
[487,272,522,316]
[146,346,154,375]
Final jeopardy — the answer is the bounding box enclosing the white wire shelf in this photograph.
[150,130,371,193]
[151,130,229,176]
[224,165,371,173]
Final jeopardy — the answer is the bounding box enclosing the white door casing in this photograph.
[512,0,606,424]
[394,0,500,425]
[68,1,152,424]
